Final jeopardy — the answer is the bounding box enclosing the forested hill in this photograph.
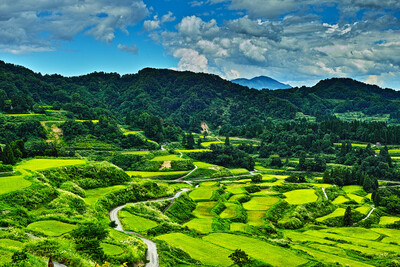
[1,60,400,130]
[268,78,400,119]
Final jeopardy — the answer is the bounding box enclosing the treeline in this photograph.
[323,167,378,192]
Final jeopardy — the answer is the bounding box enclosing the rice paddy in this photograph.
[243,196,280,211]
[27,220,76,236]
[17,158,86,171]
[0,175,32,195]
[379,216,400,225]
[85,185,126,205]
[316,208,345,222]
[283,189,318,205]
[220,203,240,219]
[126,171,187,178]
[247,211,266,226]
[332,195,350,204]
[101,243,125,255]
[183,218,213,233]
[203,233,308,267]
[119,211,158,232]
[150,154,186,161]
[192,202,216,218]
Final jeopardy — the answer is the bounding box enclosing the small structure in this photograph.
[375,142,382,147]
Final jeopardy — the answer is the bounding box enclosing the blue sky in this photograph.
[1,0,400,89]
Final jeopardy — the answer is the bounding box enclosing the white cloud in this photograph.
[0,0,148,53]
[143,12,176,32]
[173,48,208,73]
[117,44,138,54]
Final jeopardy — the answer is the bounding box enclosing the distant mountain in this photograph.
[231,76,292,90]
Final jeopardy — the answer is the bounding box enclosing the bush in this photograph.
[60,182,86,198]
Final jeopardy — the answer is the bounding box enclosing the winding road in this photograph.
[109,188,190,267]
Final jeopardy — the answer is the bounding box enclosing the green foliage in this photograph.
[166,194,196,223]
[229,249,251,267]
[251,174,262,183]
[59,181,86,198]
[39,162,130,189]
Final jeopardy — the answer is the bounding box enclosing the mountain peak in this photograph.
[231,75,292,90]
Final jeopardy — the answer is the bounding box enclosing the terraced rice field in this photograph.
[189,183,216,201]
[347,193,365,203]
[121,151,150,155]
[201,141,224,147]
[342,185,363,194]
[176,149,211,153]
[230,223,248,232]
[229,168,250,175]
[379,216,400,225]
[184,218,213,233]
[0,175,32,195]
[156,233,232,266]
[17,158,86,171]
[123,131,143,135]
[243,196,280,211]
[126,171,187,178]
[225,184,246,194]
[192,202,216,218]
[332,195,350,204]
[247,211,266,226]
[119,211,158,232]
[355,206,372,214]
[220,203,240,219]
[320,227,381,240]
[0,239,24,250]
[203,233,308,267]
[101,243,125,255]
[283,189,318,205]
[193,161,220,168]
[316,208,345,222]
[254,166,284,172]
[150,155,186,161]
[27,220,76,236]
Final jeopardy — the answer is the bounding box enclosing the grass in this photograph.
[0,175,32,195]
[332,195,350,204]
[308,243,346,256]
[203,233,308,267]
[201,141,224,147]
[247,211,266,226]
[27,220,76,236]
[126,171,187,178]
[316,208,345,222]
[184,218,213,233]
[228,194,246,202]
[101,243,125,255]
[251,189,276,196]
[0,239,24,250]
[121,151,150,155]
[150,155,186,161]
[311,183,332,188]
[119,210,158,232]
[292,244,372,267]
[220,203,240,219]
[379,216,400,225]
[243,196,280,211]
[371,228,400,239]
[254,166,284,172]
[192,202,216,218]
[85,185,126,205]
[189,185,216,201]
[230,223,248,232]
[17,158,86,171]
[156,233,232,267]
[0,249,13,265]
[283,189,318,205]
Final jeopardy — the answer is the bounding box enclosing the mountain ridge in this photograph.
[231,75,292,90]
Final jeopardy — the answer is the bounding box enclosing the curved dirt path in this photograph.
[109,188,190,267]
[362,206,375,221]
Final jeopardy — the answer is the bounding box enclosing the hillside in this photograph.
[1,60,400,129]
[231,76,292,90]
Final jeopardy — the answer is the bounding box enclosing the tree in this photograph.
[225,136,230,146]
[229,249,251,267]
[1,144,16,165]
[186,133,195,149]
[251,174,262,183]
[343,206,352,226]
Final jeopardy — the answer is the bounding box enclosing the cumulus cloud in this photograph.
[150,7,400,88]
[142,12,176,32]
[117,44,138,54]
[0,0,148,53]
[173,48,208,73]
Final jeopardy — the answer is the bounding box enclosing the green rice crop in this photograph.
[192,202,216,218]
[189,185,216,201]
[379,216,400,225]
[150,155,186,161]
[121,151,150,155]
[247,211,266,226]
[156,233,232,266]
[332,196,350,204]
[283,189,318,205]
[283,230,336,245]
[225,184,246,194]
[27,220,76,236]
[183,218,213,233]
[0,175,31,195]
[229,168,250,175]
[203,233,308,267]
[0,239,24,250]
[355,206,372,214]
[243,196,280,211]
[347,193,365,203]
[101,243,125,255]
[220,203,240,219]
[316,208,345,222]
[176,149,211,153]
[17,158,86,171]
[320,227,381,240]
[126,171,187,178]
[342,185,363,194]
[201,141,224,147]
[119,210,158,232]
[230,223,248,232]
[122,131,143,135]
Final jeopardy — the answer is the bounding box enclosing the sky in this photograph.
[1,0,400,89]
